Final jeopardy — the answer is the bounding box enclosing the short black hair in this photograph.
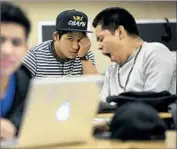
[57,31,71,39]
[92,7,139,36]
[57,30,86,39]
[1,1,31,39]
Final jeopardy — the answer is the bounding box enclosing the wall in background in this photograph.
[14,1,176,73]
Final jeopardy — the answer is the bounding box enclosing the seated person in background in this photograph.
[22,10,98,78]
[0,2,31,140]
[92,7,176,102]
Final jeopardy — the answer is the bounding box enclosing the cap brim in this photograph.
[57,29,93,33]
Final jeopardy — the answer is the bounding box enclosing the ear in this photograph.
[53,31,59,41]
[115,25,125,40]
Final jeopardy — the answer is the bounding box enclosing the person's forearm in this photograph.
[81,60,98,75]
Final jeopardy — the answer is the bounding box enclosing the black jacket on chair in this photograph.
[106,91,177,112]
[4,67,31,136]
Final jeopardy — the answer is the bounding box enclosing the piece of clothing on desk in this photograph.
[110,102,167,140]
[107,91,177,129]
[2,68,31,135]
[101,42,176,102]
[0,74,16,118]
[106,91,177,112]
[168,102,177,129]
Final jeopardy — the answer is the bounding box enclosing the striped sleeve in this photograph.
[22,49,37,77]
[87,50,96,66]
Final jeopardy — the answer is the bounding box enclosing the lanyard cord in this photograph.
[118,45,143,91]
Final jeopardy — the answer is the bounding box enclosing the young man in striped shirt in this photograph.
[22,10,98,78]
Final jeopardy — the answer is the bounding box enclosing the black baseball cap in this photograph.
[55,9,92,33]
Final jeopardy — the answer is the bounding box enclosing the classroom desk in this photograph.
[36,131,176,149]
[96,112,172,119]
[93,112,173,133]
[1,113,174,149]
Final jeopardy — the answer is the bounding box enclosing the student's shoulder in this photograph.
[143,42,171,56]
[30,40,52,53]
[87,50,94,56]
[143,42,175,66]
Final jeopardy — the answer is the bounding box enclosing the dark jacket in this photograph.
[4,67,31,135]
[110,102,167,140]
[106,91,177,112]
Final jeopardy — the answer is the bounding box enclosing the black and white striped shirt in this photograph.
[22,40,95,78]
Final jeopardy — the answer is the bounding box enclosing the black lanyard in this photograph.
[118,45,143,91]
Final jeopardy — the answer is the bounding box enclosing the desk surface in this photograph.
[96,112,172,119]
[1,113,174,149]
[93,112,172,132]
[39,131,176,149]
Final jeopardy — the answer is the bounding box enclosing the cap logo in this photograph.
[68,15,86,27]
[73,16,83,21]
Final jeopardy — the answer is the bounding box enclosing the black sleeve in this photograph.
[8,102,25,136]
[20,64,33,79]
[5,68,31,136]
